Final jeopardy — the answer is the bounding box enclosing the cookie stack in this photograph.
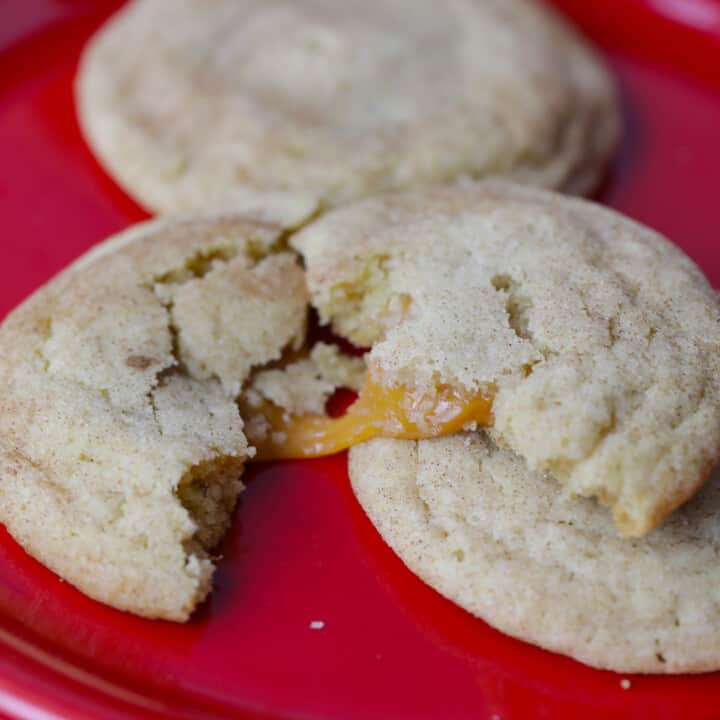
[1,0,719,676]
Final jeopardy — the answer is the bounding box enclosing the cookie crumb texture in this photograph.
[351,434,720,673]
[296,182,720,535]
[248,342,365,416]
[76,0,619,215]
[0,216,308,620]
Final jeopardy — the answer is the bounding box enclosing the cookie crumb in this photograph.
[309,620,325,630]
[620,678,631,690]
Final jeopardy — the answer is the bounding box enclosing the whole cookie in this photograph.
[294,181,720,535]
[76,0,619,216]
[0,215,309,620]
[350,434,720,673]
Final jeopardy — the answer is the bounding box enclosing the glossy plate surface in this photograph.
[1,1,720,718]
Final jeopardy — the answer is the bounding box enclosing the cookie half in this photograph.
[76,0,619,215]
[294,181,720,535]
[350,434,720,673]
[0,215,309,620]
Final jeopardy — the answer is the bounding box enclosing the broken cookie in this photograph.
[292,181,720,536]
[0,215,310,620]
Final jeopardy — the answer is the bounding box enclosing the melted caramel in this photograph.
[243,372,493,461]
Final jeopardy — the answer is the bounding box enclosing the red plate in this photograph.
[1,1,720,718]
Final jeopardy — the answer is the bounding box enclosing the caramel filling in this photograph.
[243,372,493,461]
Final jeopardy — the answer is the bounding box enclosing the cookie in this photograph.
[247,342,365,417]
[0,215,310,620]
[350,434,720,673]
[76,0,619,215]
[293,181,720,535]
